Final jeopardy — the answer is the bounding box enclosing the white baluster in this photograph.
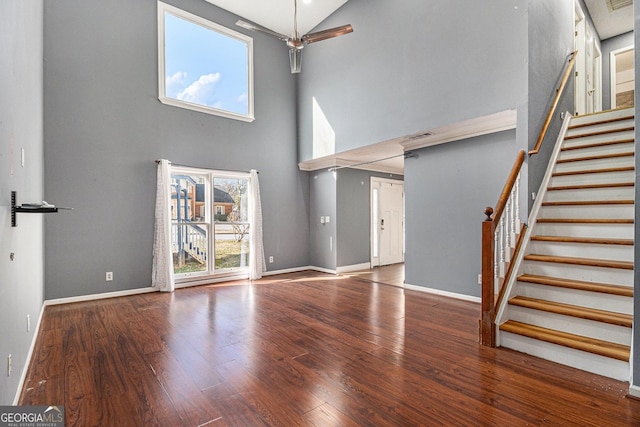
[504,202,511,258]
[515,175,521,229]
[494,226,500,283]
[499,216,505,278]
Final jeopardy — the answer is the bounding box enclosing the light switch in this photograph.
[320,216,325,224]
[325,216,330,223]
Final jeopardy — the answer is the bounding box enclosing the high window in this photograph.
[158,2,254,121]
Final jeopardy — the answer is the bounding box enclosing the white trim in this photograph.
[175,273,248,287]
[336,262,371,274]
[45,287,157,306]
[399,109,517,151]
[12,304,46,405]
[404,283,481,303]
[157,1,254,122]
[629,385,640,399]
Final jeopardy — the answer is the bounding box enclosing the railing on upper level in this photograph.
[529,51,577,156]
[480,150,525,347]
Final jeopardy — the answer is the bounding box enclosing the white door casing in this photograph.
[371,178,404,267]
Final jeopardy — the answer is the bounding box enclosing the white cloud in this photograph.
[236,92,248,104]
[165,71,187,97]
[177,73,222,107]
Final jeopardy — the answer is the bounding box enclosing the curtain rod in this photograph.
[327,151,418,172]
[155,160,258,174]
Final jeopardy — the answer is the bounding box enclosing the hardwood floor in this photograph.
[20,270,640,426]
[342,263,404,288]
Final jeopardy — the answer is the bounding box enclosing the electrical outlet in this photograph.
[478,274,482,285]
[7,354,12,376]
[269,256,274,263]
[106,271,113,281]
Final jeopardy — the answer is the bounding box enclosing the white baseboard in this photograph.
[404,283,481,303]
[629,384,640,398]
[45,287,157,306]
[263,266,315,276]
[12,303,46,405]
[336,262,371,274]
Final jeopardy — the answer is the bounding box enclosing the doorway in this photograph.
[371,177,404,267]
[611,46,635,109]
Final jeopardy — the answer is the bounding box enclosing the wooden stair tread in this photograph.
[499,320,630,361]
[541,199,634,206]
[530,235,633,245]
[517,274,633,297]
[508,296,632,327]
[523,254,633,270]
[552,166,634,177]
[568,115,634,130]
[536,218,634,224]
[564,126,634,140]
[561,138,635,152]
[556,152,634,164]
[547,182,634,191]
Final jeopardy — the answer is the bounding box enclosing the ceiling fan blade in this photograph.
[302,24,353,44]
[236,20,289,42]
[289,48,302,74]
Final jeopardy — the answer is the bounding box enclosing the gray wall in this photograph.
[633,0,639,395]
[404,130,516,296]
[0,0,44,404]
[601,31,634,110]
[336,169,403,268]
[309,170,337,270]
[526,0,575,208]
[43,0,309,299]
[297,0,529,161]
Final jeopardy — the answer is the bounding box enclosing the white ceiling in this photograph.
[584,0,634,39]
[204,0,350,36]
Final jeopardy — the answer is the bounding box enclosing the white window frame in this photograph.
[157,1,255,122]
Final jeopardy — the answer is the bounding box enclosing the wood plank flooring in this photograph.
[20,270,640,426]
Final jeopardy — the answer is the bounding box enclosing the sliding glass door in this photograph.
[171,167,250,279]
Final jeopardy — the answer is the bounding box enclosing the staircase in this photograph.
[498,107,635,381]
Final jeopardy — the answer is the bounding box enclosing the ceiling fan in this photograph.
[236,0,353,73]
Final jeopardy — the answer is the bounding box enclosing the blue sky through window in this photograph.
[163,11,249,116]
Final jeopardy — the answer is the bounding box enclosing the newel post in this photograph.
[481,207,496,347]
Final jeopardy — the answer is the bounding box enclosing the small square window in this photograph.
[158,2,254,122]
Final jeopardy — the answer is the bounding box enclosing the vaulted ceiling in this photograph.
[204,0,349,35]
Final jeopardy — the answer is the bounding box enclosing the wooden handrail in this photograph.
[493,150,525,222]
[529,51,577,156]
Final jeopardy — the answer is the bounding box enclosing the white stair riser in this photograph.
[553,156,634,174]
[522,261,633,286]
[528,240,633,262]
[561,130,635,149]
[499,332,630,381]
[533,222,634,239]
[549,170,635,187]
[516,282,633,315]
[569,108,634,126]
[565,119,635,138]
[538,204,634,220]
[559,142,635,160]
[544,186,634,202]
[507,305,631,346]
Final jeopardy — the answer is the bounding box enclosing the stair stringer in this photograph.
[494,113,573,333]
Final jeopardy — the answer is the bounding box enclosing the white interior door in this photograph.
[574,1,586,116]
[585,26,595,114]
[378,181,404,266]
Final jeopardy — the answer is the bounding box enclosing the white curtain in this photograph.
[249,169,265,280]
[152,159,175,292]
